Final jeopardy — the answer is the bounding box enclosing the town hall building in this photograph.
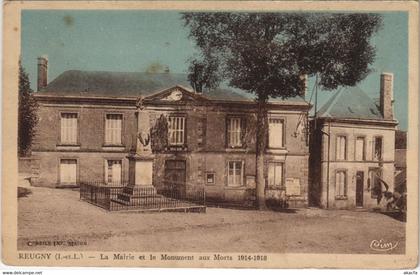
[29,56,399,210]
[31,56,311,208]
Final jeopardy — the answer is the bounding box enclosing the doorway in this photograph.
[164,160,186,198]
[356,171,364,207]
[59,159,77,186]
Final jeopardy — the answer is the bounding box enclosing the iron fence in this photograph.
[79,181,206,212]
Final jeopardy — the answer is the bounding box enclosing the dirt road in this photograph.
[18,187,405,254]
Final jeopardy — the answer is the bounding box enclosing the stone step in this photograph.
[122,186,157,196]
[112,195,172,206]
[117,192,161,202]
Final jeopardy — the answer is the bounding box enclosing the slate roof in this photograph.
[37,70,307,104]
[317,86,383,120]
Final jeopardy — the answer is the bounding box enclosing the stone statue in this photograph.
[135,96,152,155]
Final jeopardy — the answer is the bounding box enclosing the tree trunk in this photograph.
[255,98,268,210]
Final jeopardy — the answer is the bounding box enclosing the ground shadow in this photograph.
[17,187,32,198]
[205,202,257,211]
[204,200,298,213]
[267,207,298,213]
[379,211,406,222]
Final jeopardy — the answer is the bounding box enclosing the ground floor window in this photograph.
[335,170,347,198]
[105,160,122,184]
[267,162,283,187]
[60,159,77,184]
[227,161,244,187]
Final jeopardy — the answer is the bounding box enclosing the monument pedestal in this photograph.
[115,154,156,205]
[127,154,154,187]
[116,99,157,206]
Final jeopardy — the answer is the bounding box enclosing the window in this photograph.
[60,113,78,144]
[335,170,347,198]
[227,161,244,187]
[355,137,365,161]
[267,162,283,187]
[268,118,284,148]
[336,136,347,160]
[369,169,382,199]
[168,116,185,145]
[60,159,77,184]
[227,117,243,147]
[105,160,122,184]
[206,173,215,185]
[373,137,383,161]
[105,114,122,145]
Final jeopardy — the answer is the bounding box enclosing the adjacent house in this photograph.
[309,73,398,209]
[394,130,407,194]
[31,56,311,208]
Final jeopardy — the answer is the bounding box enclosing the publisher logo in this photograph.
[370,239,399,252]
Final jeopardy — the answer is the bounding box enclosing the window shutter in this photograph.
[112,161,122,184]
[336,136,346,160]
[240,117,246,148]
[104,160,108,183]
[355,137,365,161]
[105,114,122,145]
[275,163,283,186]
[225,117,229,148]
[268,118,284,148]
[268,163,275,186]
[61,113,78,144]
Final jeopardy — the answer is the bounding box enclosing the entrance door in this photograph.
[164,160,186,198]
[60,159,77,186]
[356,171,364,207]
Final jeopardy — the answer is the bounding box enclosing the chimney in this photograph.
[37,55,48,91]
[299,74,308,97]
[379,72,394,120]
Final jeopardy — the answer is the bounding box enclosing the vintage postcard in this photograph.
[2,0,419,269]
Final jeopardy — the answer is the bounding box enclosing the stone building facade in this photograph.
[309,73,398,209]
[31,57,311,207]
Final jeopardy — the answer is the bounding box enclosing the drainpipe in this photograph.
[321,120,331,209]
[327,121,331,209]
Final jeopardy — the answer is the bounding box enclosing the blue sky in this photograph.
[21,10,408,130]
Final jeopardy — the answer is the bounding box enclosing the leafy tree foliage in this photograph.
[183,13,382,97]
[151,114,169,151]
[182,12,382,209]
[18,61,38,157]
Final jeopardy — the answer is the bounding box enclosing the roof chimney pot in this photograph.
[37,55,48,91]
[380,72,394,120]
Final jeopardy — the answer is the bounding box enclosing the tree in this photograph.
[182,12,382,209]
[18,61,38,157]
